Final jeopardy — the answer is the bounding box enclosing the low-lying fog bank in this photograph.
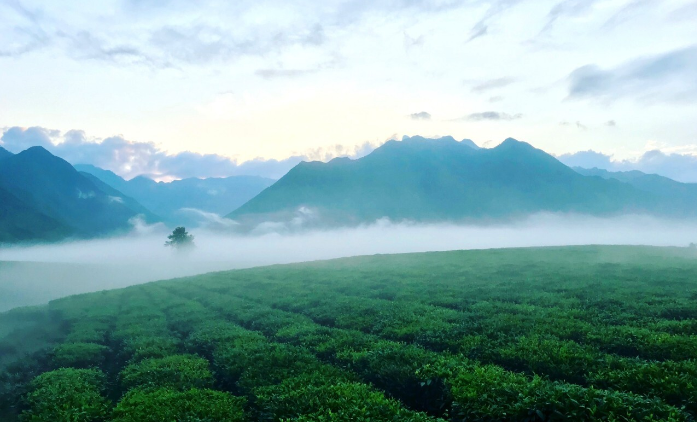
[1,213,696,312]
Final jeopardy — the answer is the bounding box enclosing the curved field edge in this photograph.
[2,245,697,421]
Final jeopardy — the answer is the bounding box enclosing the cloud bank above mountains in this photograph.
[0,126,378,180]
[2,0,696,161]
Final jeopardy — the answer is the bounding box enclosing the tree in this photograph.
[165,227,194,250]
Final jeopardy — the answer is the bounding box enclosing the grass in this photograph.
[2,245,697,421]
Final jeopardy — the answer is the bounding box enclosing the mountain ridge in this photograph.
[0,147,157,240]
[0,185,72,243]
[75,164,275,225]
[574,166,697,210]
[227,136,665,226]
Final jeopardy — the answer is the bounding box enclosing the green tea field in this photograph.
[3,245,697,421]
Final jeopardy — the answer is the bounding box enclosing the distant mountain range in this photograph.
[0,147,157,243]
[573,167,697,211]
[5,137,697,243]
[0,146,273,243]
[227,136,689,226]
[75,164,274,225]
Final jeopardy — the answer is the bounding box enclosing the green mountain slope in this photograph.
[228,136,658,225]
[73,164,130,192]
[0,147,157,237]
[75,164,275,224]
[0,147,13,161]
[0,186,72,243]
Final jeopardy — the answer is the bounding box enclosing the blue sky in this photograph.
[1,0,696,180]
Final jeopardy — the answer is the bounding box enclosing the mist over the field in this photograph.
[1,213,696,312]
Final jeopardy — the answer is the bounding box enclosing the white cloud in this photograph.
[567,45,697,104]
[1,0,696,161]
[0,126,381,180]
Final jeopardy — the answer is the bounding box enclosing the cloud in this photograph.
[403,32,425,50]
[467,0,523,42]
[4,4,329,66]
[669,1,697,22]
[0,1,466,67]
[489,96,503,102]
[59,30,156,66]
[558,149,697,183]
[605,120,616,127]
[409,111,432,120]
[178,208,239,231]
[0,0,49,57]
[461,111,522,121]
[567,45,697,103]
[255,68,318,79]
[471,77,515,93]
[301,141,379,162]
[467,24,488,42]
[559,120,586,129]
[557,150,613,169]
[541,0,600,34]
[0,126,381,180]
[602,0,653,30]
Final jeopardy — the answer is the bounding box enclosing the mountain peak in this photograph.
[10,146,77,172]
[399,135,480,150]
[460,138,480,150]
[401,135,458,144]
[367,136,478,161]
[22,145,53,156]
[500,137,524,145]
[493,137,537,151]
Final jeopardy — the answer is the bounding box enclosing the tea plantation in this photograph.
[2,245,697,421]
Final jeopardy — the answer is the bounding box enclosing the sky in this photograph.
[1,0,696,180]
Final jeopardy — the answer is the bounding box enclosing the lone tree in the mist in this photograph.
[165,227,195,251]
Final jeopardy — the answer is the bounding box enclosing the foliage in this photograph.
[164,226,194,250]
[119,354,214,392]
[19,368,109,422]
[52,343,109,369]
[111,388,245,422]
[4,246,697,421]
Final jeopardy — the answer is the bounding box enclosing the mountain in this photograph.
[0,147,157,238]
[74,164,130,193]
[574,167,697,210]
[227,136,665,226]
[79,172,159,222]
[75,164,275,225]
[0,147,13,161]
[0,186,71,243]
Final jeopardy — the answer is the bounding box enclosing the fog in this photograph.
[1,213,696,312]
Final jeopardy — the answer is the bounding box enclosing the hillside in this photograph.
[2,246,697,421]
[0,147,13,161]
[0,147,157,238]
[574,167,697,209]
[0,186,72,243]
[79,172,159,223]
[228,136,658,225]
[76,164,275,224]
